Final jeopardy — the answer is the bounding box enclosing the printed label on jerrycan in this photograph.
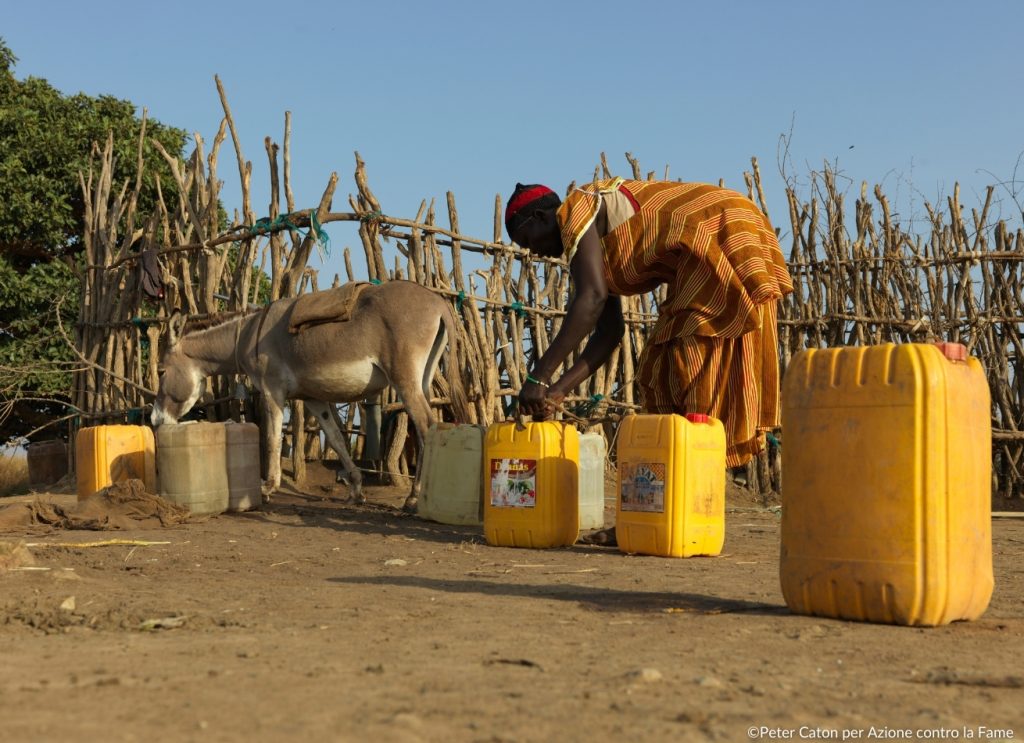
[621,462,666,512]
[489,458,537,508]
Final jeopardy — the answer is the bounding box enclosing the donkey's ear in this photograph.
[167,311,188,347]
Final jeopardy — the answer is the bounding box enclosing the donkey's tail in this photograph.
[440,298,473,424]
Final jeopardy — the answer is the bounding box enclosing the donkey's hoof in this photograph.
[402,496,418,514]
[341,490,365,506]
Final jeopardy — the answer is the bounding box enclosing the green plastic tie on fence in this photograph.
[309,211,330,256]
[767,432,781,449]
[573,393,605,418]
[370,278,382,285]
[455,290,466,312]
[248,213,305,239]
[359,210,384,224]
[248,212,331,252]
[503,301,526,318]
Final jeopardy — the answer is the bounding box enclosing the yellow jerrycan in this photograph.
[75,424,157,500]
[615,413,726,557]
[780,342,993,626]
[483,420,579,548]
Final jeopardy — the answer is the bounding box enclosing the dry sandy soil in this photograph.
[1,463,1022,743]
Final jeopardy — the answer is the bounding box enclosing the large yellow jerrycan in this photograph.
[780,342,993,626]
[483,421,579,548]
[615,413,726,558]
[75,424,157,500]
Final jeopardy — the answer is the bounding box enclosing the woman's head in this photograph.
[505,183,563,258]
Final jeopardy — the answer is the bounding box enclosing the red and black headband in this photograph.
[505,183,560,237]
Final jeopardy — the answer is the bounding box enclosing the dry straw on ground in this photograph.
[0,450,28,498]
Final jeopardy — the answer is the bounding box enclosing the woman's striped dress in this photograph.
[557,177,793,467]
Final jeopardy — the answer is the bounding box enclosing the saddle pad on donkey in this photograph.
[288,281,372,335]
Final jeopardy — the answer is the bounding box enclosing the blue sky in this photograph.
[4,0,1023,280]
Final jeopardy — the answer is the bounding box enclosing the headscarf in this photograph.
[504,182,560,237]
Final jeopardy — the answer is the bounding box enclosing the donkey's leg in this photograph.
[388,317,449,511]
[304,400,364,504]
[389,379,435,512]
[261,392,286,502]
[377,312,446,512]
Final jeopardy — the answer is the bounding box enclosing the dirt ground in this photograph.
[1,463,1022,743]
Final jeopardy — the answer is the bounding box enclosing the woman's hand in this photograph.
[517,379,548,418]
[541,387,566,418]
[517,380,566,420]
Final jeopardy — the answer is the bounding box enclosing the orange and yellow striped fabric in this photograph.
[557,178,793,466]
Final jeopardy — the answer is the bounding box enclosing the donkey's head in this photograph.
[151,314,206,426]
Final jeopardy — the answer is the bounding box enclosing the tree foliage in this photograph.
[0,37,188,441]
[0,39,187,264]
[0,253,75,395]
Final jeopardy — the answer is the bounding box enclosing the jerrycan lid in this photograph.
[685,413,710,424]
[934,341,967,362]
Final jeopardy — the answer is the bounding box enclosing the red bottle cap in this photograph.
[934,342,967,362]
[685,413,710,424]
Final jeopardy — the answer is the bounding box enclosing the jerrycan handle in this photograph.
[685,413,711,424]
[511,410,548,430]
[933,341,967,362]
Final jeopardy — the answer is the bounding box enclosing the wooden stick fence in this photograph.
[72,81,1023,500]
[777,172,1024,497]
